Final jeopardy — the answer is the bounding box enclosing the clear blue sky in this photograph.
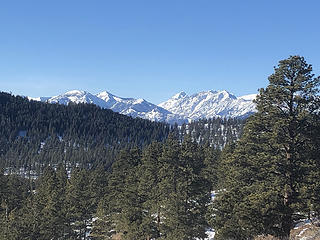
[1,0,320,104]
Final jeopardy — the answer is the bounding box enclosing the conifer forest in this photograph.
[1,56,320,239]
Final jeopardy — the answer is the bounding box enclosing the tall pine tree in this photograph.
[212,56,320,239]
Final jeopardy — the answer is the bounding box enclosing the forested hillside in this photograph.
[0,135,219,240]
[178,117,245,148]
[0,92,243,175]
[0,92,170,172]
[0,91,243,239]
[2,55,317,240]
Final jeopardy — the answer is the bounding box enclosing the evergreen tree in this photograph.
[159,135,211,240]
[66,168,94,239]
[138,142,163,239]
[105,148,142,239]
[202,142,221,190]
[55,164,69,237]
[0,174,30,240]
[212,56,320,239]
[35,166,68,239]
[7,196,42,240]
[89,166,108,211]
[0,91,171,172]
[157,134,181,239]
[90,198,114,240]
[177,135,211,239]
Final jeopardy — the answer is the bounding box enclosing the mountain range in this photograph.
[28,90,257,124]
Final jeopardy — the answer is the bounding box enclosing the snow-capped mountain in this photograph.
[158,90,256,120]
[96,91,185,124]
[27,96,51,102]
[33,90,185,124]
[47,90,110,108]
[238,93,257,101]
[29,89,256,124]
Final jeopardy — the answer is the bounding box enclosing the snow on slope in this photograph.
[27,96,51,102]
[239,93,257,101]
[48,90,109,108]
[30,89,256,124]
[34,90,185,124]
[96,91,185,124]
[158,90,256,120]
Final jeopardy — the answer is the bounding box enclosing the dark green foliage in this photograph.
[94,136,211,240]
[1,91,236,239]
[178,117,245,148]
[90,198,114,240]
[203,142,221,190]
[4,57,319,239]
[138,142,163,239]
[212,56,320,239]
[163,135,210,240]
[0,174,31,240]
[105,148,143,239]
[35,167,68,239]
[0,166,110,240]
[0,92,171,171]
[66,168,95,239]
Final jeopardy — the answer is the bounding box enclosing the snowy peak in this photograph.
[172,91,187,99]
[239,94,257,101]
[48,90,109,108]
[216,90,237,100]
[33,90,185,124]
[96,91,113,102]
[28,96,51,102]
[159,90,256,120]
[96,91,185,124]
[29,89,256,124]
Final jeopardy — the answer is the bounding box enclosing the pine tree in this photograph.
[55,163,69,237]
[35,166,68,240]
[202,142,221,190]
[7,196,42,240]
[138,142,163,239]
[89,166,108,211]
[66,168,94,239]
[157,134,181,239]
[106,148,142,239]
[178,135,211,239]
[212,56,320,239]
[0,174,30,240]
[89,166,111,240]
[0,171,8,239]
[159,135,211,240]
[90,198,114,240]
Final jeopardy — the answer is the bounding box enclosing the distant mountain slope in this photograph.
[158,90,256,120]
[48,90,109,108]
[96,91,185,124]
[30,89,257,123]
[36,90,185,124]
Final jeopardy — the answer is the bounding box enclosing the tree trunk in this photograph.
[281,152,294,239]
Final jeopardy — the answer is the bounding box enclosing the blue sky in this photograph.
[1,0,320,104]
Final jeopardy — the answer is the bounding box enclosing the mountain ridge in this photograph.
[159,90,256,120]
[28,89,257,124]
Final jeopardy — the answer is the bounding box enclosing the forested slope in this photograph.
[0,91,244,174]
[0,92,170,171]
